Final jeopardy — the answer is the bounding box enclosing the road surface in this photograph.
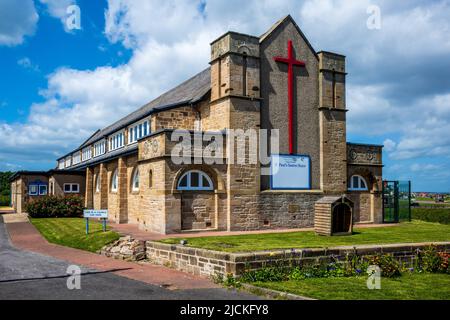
[0,216,259,300]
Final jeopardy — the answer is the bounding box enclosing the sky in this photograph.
[0,0,449,192]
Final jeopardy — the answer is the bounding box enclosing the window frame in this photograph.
[95,174,101,193]
[65,156,72,168]
[72,152,81,165]
[109,131,125,152]
[63,183,80,194]
[128,119,150,144]
[131,168,140,192]
[177,170,213,191]
[82,147,92,161]
[348,175,369,191]
[111,169,118,192]
[39,185,48,196]
[29,182,48,196]
[29,184,39,196]
[94,139,106,157]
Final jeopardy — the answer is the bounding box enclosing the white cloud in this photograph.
[2,0,450,177]
[410,163,441,172]
[39,0,78,32]
[383,139,396,152]
[0,0,38,46]
[17,57,40,72]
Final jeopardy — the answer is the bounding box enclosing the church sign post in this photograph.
[83,210,108,235]
[273,40,306,155]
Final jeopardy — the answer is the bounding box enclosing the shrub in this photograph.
[212,273,242,288]
[240,265,289,283]
[0,195,10,206]
[368,254,401,278]
[240,253,394,283]
[25,195,84,218]
[419,246,449,274]
[412,208,450,224]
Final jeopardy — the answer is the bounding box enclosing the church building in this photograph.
[54,16,383,235]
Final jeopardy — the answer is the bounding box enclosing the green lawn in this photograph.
[31,218,120,252]
[416,197,435,202]
[252,273,450,300]
[161,221,450,252]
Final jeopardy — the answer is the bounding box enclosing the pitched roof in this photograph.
[316,195,354,205]
[69,143,139,171]
[58,15,318,162]
[68,67,211,156]
[259,14,318,59]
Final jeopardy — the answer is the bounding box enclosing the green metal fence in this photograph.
[382,180,411,223]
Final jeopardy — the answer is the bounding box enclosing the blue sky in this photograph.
[1,0,449,192]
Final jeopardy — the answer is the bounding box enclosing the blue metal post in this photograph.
[85,218,89,235]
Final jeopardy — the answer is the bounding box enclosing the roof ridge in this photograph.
[78,129,100,149]
[259,14,318,58]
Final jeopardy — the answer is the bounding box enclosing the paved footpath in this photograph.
[0,216,259,300]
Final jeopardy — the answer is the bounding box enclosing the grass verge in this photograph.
[252,273,450,300]
[31,218,120,252]
[161,221,450,252]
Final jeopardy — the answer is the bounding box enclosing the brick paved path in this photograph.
[6,221,219,290]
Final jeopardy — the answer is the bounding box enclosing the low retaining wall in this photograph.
[145,241,450,277]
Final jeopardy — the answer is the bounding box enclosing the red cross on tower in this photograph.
[274,40,306,155]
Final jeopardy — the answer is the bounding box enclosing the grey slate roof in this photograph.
[69,67,211,155]
[69,143,139,171]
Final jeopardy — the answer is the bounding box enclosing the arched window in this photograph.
[177,170,213,191]
[348,175,368,191]
[131,168,140,192]
[111,169,118,192]
[95,174,101,193]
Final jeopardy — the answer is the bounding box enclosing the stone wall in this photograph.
[106,161,119,222]
[12,175,49,214]
[151,106,197,132]
[50,173,86,197]
[320,109,347,193]
[145,241,450,278]
[348,192,372,223]
[260,17,320,190]
[126,155,140,225]
[347,163,383,223]
[259,191,323,229]
[199,99,230,131]
[135,160,166,234]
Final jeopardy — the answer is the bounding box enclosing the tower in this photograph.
[318,51,348,193]
[210,32,262,230]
